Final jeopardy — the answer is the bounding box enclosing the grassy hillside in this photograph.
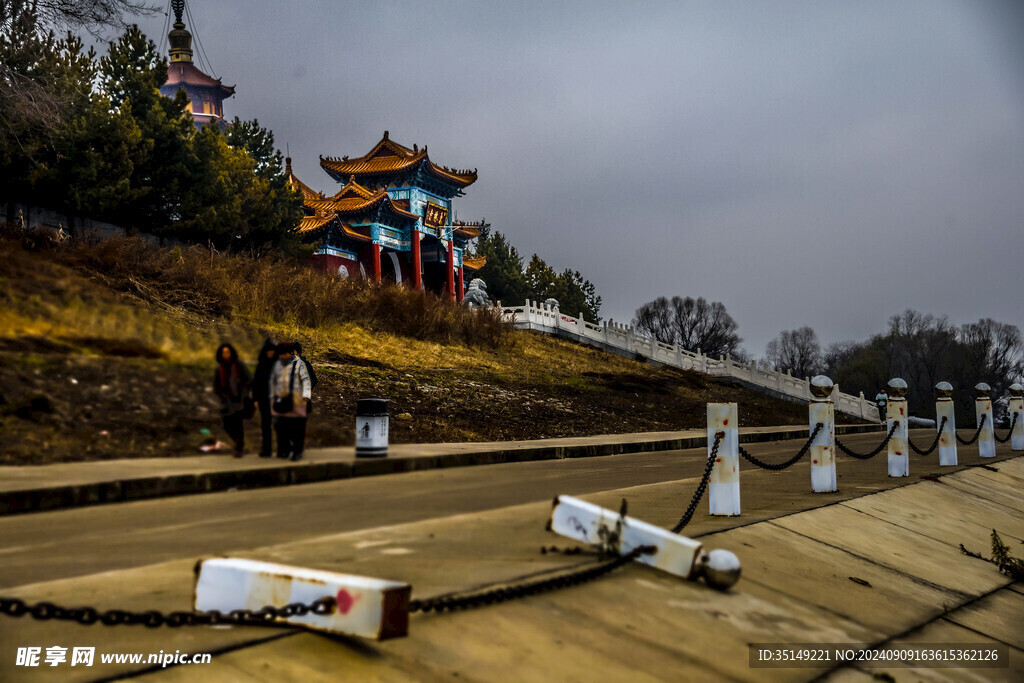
[0,233,814,465]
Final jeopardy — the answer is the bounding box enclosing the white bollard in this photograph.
[808,376,837,493]
[194,558,410,640]
[886,378,910,477]
[707,403,740,515]
[935,381,957,466]
[975,383,996,458]
[547,495,741,589]
[1010,383,1024,451]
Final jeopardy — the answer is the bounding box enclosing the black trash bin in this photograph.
[355,398,389,458]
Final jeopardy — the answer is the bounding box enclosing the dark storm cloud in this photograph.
[139,0,1023,355]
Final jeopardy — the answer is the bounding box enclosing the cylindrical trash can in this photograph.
[355,398,389,458]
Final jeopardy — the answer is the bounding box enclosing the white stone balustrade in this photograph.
[501,301,880,422]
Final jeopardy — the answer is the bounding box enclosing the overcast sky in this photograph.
[137,1,1023,356]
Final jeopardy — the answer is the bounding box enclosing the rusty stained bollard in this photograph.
[194,558,411,640]
[935,381,958,466]
[547,495,741,590]
[886,378,910,477]
[808,376,837,492]
[975,383,996,458]
[707,403,740,516]
[1010,383,1024,451]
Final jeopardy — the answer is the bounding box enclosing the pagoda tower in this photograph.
[159,0,235,127]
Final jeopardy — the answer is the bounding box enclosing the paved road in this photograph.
[0,430,1013,589]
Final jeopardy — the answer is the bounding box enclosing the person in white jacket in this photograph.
[269,342,311,461]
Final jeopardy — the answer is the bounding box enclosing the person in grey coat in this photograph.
[270,342,312,461]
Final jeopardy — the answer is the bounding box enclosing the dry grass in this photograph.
[57,236,510,349]
[0,231,816,464]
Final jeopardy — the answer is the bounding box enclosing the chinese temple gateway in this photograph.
[287,132,486,300]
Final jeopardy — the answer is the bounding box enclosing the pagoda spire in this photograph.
[168,0,194,64]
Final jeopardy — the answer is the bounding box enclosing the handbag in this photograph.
[272,362,297,414]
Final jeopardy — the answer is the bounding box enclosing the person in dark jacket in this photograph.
[213,343,252,458]
[251,338,277,458]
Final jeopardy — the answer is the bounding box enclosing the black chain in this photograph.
[909,416,949,455]
[0,596,335,629]
[835,422,899,460]
[408,545,655,614]
[956,414,986,445]
[669,431,723,533]
[739,423,825,471]
[993,413,1017,444]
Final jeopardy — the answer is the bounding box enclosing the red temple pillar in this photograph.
[372,243,382,282]
[446,240,456,301]
[411,230,422,290]
[457,265,465,302]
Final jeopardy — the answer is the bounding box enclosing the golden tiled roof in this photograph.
[285,161,326,204]
[462,256,487,271]
[296,209,336,235]
[320,131,477,188]
[339,223,371,242]
[453,224,482,239]
[303,177,419,222]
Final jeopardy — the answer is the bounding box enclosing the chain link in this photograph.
[835,422,899,460]
[993,413,1017,444]
[408,545,655,614]
[909,416,949,455]
[669,431,723,533]
[0,596,335,629]
[738,423,825,471]
[956,414,986,445]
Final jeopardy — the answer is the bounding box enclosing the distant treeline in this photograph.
[634,293,1023,422]
[1,5,302,254]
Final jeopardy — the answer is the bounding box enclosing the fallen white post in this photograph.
[935,381,957,466]
[886,378,909,477]
[547,495,741,590]
[1010,383,1024,451]
[975,383,996,458]
[194,558,410,640]
[808,376,837,493]
[707,403,740,515]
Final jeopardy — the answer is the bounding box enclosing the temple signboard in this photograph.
[423,202,448,229]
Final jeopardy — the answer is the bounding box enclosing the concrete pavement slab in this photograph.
[943,588,1024,650]
[771,504,1006,598]
[938,468,1024,515]
[839,481,1024,547]
[847,617,1024,682]
[1,454,1018,681]
[706,522,959,633]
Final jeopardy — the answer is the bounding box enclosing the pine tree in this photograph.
[99,24,193,231]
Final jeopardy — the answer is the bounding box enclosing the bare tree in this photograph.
[632,295,743,358]
[632,296,674,344]
[1,0,155,36]
[958,318,1024,418]
[765,326,822,379]
[0,0,154,151]
[670,296,742,358]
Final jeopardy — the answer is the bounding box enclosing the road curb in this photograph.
[0,424,884,516]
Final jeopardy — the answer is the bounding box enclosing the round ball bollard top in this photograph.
[1010,383,1024,398]
[355,398,389,458]
[810,375,834,399]
[935,381,954,398]
[975,382,992,399]
[887,378,908,398]
[697,549,741,591]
